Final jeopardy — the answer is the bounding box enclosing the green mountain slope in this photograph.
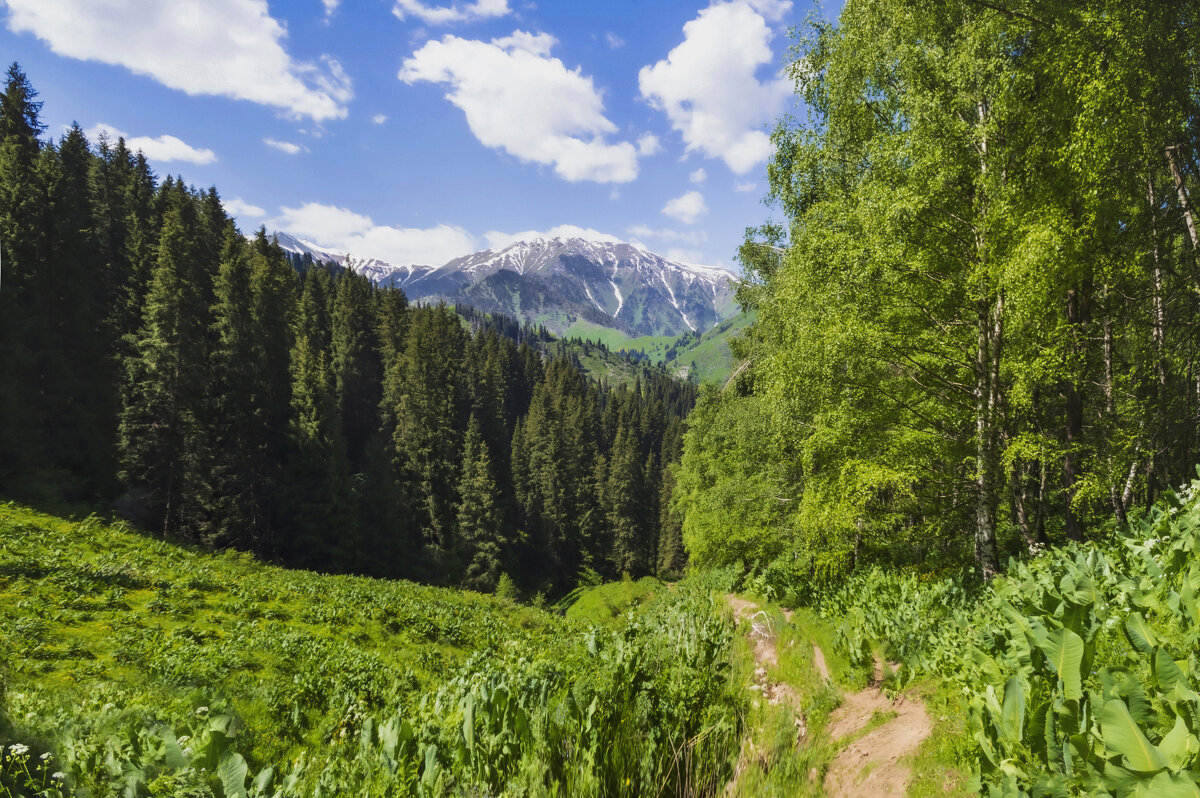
[0,502,741,797]
[564,312,755,385]
[663,312,756,384]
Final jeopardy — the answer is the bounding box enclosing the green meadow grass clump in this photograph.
[763,474,1200,796]
[0,503,743,797]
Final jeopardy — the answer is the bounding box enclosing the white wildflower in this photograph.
[52,772,66,781]
[177,735,190,745]
[182,747,194,758]
[9,743,29,756]
[195,706,209,716]
[40,751,52,761]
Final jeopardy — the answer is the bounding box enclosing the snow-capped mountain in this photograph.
[271,232,740,338]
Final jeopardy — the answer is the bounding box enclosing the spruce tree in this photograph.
[118,200,211,536]
[285,276,354,570]
[457,414,507,591]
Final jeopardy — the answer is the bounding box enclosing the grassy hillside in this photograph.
[563,320,677,362]
[565,312,755,385]
[0,502,742,797]
[663,312,756,384]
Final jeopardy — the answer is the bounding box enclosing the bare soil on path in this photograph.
[723,595,932,797]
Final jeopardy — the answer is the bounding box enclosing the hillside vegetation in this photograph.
[0,502,741,797]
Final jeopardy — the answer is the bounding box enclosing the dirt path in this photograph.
[724,596,806,795]
[823,658,932,797]
[724,595,931,797]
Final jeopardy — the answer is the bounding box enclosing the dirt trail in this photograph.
[724,595,806,795]
[724,595,931,797]
[823,658,932,797]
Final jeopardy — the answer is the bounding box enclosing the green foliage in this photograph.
[770,473,1200,795]
[0,503,742,796]
[677,0,1200,576]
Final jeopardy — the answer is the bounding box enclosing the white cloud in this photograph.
[400,31,639,183]
[661,190,708,225]
[746,0,792,22]
[626,224,707,247]
[372,114,388,124]
[393,0,510,25]
[605,32,625,49]
[665,248,705,264]
[85,123,216,164]
[272,202,477,266]
[735,180,758,192]
[638,1,790,173]
[689,167,707,183]
[4,0,353,121]
[490,30,558,57]
[226,197,266,218]
[263,138,304,155]
[483,224,622,250]
[637,134,662,156]
[322,0,339,19]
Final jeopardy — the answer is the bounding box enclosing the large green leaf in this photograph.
[1131,770,1200,798]
[1124,613,1158,656]
[1101,698,1166,773]
[217,751,249,798]
[1001,675,1025,743]
[1040,627,1085,701]
[1157,714,1196,772]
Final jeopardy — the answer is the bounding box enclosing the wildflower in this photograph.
[102,703,116,712]
[178,735,190,745]
[9,743,29,756]
[52,772,66,781]
[41,751,52,761]
[182,747,194,758]
[195,706,209,717]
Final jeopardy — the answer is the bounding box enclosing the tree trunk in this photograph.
[1166,145,1199,253]
[974,299,1000,578]
[1063,287,1084,541]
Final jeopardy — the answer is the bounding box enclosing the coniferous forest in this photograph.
[0,63,692,596]
[6,2,1200,795]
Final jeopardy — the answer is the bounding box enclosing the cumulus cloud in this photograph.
[735,180,758,192]
[400,31,639,183]
[263,138,305,154]
[637,134,662,156]
[689,168,707,184]
[626,224,707,248]
[638,0,790,173]
[4,0,353,121]
[226,197,266,218]
[483,224,622,250]
[322,0,339,19]
[272,202,477,266]
[393,0,510,25]
[372,114,388,124]
[661,191,708,225]
[85,123,216,164]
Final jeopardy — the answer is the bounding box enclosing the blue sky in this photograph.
[1,0,840,272]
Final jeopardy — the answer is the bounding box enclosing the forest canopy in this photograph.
[676,0,1200,580]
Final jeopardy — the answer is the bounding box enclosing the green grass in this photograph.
[663,312,756,384]
[563,320,677,361]
[564,577,663,626]
[0,502,744,797]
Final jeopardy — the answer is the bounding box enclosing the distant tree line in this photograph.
[0,64,693,594]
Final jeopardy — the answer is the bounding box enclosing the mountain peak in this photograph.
[268,229,740,337]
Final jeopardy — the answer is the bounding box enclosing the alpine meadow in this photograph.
[2,0,1200,796]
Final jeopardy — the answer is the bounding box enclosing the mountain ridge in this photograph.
[270,231,740,338]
